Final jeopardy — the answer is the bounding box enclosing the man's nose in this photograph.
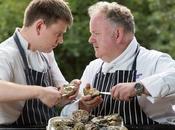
[88,35,95,44]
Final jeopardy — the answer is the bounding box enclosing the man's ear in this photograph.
[113,26,125,44]
[35,19,45,35]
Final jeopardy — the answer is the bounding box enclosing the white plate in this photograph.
[166,117,175,125]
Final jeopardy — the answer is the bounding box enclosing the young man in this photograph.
[0,0,80,128]
[61,1,175,125]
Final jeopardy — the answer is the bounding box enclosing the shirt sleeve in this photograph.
[0,52,13,81]
[60,101,79,117]
[140,53,175,102]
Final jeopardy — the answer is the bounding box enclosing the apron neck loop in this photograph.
[13,32,30,70]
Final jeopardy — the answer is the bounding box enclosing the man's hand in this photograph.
[110,82,136,101]
[69,79,81,100]
[59,79,81,106]
[79,95,103,112]
[37,86,62,108]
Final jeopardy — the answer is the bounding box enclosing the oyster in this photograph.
[83,84,100,97]
[74,122,85,130]
[104,114,123,126]
[101,126,127,130]
[91,114,123,127]
[72,109,90,123]
[62,84,76,96]
[91,116,108,127]
[85,122,99,130]
[47,116,74,130]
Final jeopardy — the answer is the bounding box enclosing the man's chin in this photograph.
[95,53,100,58]
[43,49,53,53]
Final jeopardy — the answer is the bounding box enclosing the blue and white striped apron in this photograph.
[91,48,158,125]
[10,32,58,127]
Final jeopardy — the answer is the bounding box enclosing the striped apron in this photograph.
[91,48,158,125]
[10,33,58,127]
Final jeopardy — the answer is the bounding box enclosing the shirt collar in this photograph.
[102,36,139,73]
[15,28,29,52]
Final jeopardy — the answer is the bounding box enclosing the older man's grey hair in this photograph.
[88,1,135,33]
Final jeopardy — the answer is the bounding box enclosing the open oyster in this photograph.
[103,126,128,130]
[83,84,100,97]
[62,83,77,96]
[85,123,99,130]
[74,122,85,130]
[104,114,123,126]
[72,109,90,123]
[91,114,123,127]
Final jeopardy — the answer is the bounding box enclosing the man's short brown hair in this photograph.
[23,0,73,28]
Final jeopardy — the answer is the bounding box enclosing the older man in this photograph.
[62,1,175,125]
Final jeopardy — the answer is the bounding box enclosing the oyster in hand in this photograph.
[83,84,100,97]
[62,84,77,97]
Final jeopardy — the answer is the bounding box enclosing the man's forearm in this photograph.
[0,80,40,102]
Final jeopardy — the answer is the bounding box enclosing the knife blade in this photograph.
[99,92,111,95]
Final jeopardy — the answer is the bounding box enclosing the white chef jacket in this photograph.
[61,37,175,123]
[0,28,68,124]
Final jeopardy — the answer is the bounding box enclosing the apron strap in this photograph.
[13,32,34,85]
[131,45,140,70]
[13,33,29,69]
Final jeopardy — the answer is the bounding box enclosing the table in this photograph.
[0,124,175,130]
[0,128,46,130]
[126,124,175,130]
[0,125,46,130]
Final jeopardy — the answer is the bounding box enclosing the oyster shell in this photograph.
[101,126,127,130]
[62,84,76,96]
[104,114,123,126]
[47,116,74,130]
[83,84,100,97]
[85,122,99,130]
[91,114,123,127]
[91,116,108,127]
[74,122,85,130]
[72,109,90,123]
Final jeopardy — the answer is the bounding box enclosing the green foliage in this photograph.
[0,0,175,81]
[0,0,30,41]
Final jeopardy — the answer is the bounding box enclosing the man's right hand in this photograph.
[37,86,62,108]
[79,95,103,112]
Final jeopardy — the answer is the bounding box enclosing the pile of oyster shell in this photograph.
[47,109,128,130]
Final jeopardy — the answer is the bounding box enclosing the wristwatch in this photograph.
[134,82,144,96]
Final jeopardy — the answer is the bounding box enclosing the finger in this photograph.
[70,79,81,86]
[85,96,102,106]
[110,86,117,96]
[68,88,79,99]
[81,95,93,101]
[112,88,120,100]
